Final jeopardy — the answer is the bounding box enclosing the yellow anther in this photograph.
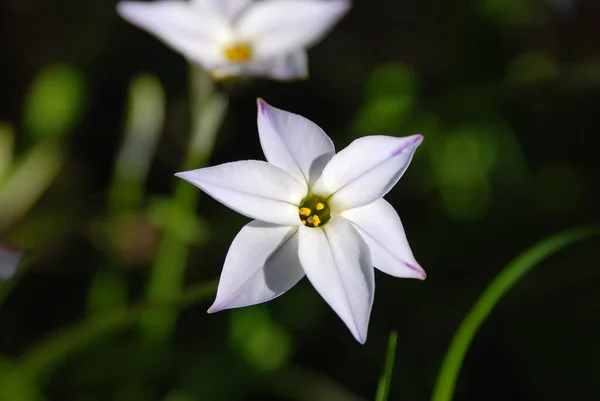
[224,44,252,63]
[308,215,321,227]
[299,207,312,217]
[298,196,330,227]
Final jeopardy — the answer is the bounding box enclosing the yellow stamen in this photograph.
[297,195,330,228]
[224,44,252,63]
[299,207,312,217]
[308,215,321,227]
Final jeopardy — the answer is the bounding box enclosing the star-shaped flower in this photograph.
[117,0,350,80]
[176,99,425,343]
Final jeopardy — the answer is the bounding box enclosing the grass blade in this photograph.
[431,226,599,401]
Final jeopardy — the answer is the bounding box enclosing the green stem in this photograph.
[140,67,228,344]
[108,73,165,212]
[87,74,166,317]
[431,226,600,401]
[17,280,216,381]
[375,330,398,401]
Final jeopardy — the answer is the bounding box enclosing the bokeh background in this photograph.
[1,0,599,400]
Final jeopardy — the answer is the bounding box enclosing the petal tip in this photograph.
[256,98,269,115]
[411,134,424,145]
[207,303,222,314]
[174,170,200,181]
[405,262,426,280]
[350,321,368,345]
[350,326,368,344]
[391,134,424,156]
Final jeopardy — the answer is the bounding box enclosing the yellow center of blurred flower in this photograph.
[298,196,330,228]
[224,44,252,63]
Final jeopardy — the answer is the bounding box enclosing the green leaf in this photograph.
[431,226,600,401]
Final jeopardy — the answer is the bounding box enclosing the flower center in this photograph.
[298,195,331,228]
[224,43,252,63]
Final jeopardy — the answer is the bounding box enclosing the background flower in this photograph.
[117,0,350,79]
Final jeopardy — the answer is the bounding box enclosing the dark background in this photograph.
[1,0,599,400]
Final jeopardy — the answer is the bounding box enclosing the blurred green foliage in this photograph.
[436,126,498,220]
[352,64,415,136]
[23,64,86,141]
[0,123,14,184]
[230,306,292,372]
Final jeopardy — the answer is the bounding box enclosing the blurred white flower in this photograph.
[176,99,425,343]
[117,0,350,80]
[0,245,25,280]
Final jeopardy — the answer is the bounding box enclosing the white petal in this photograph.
[237,0,350,59]
[208,221,304,312]
[175,160,307,225]
[0,245,24,280]
[209,64,245,80]
[298,217,374,343]
[252,51,309,80]
[211,51,308,80]
[117,1,230,68]
[192,0,252,20]
[313,135,423,212]
[257,98,334,186]
[342,199,426,279]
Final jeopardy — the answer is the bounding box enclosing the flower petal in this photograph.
[209,64,245,80]
[257,98,335,186]
[210,51,308,80]
[313,135,423,212]
[0,245,24,280]
[342,199,426,279]
[255,51,309,80]
[298,217,374,343]
[175,160,307,225]
[208,221,304,312]
[237,0,350,59]
[192,0,251,20]
[117,1,230,67]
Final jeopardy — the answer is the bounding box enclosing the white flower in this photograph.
[0,245,25,281]
[117,0,350,80]
[176,99,425,343]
